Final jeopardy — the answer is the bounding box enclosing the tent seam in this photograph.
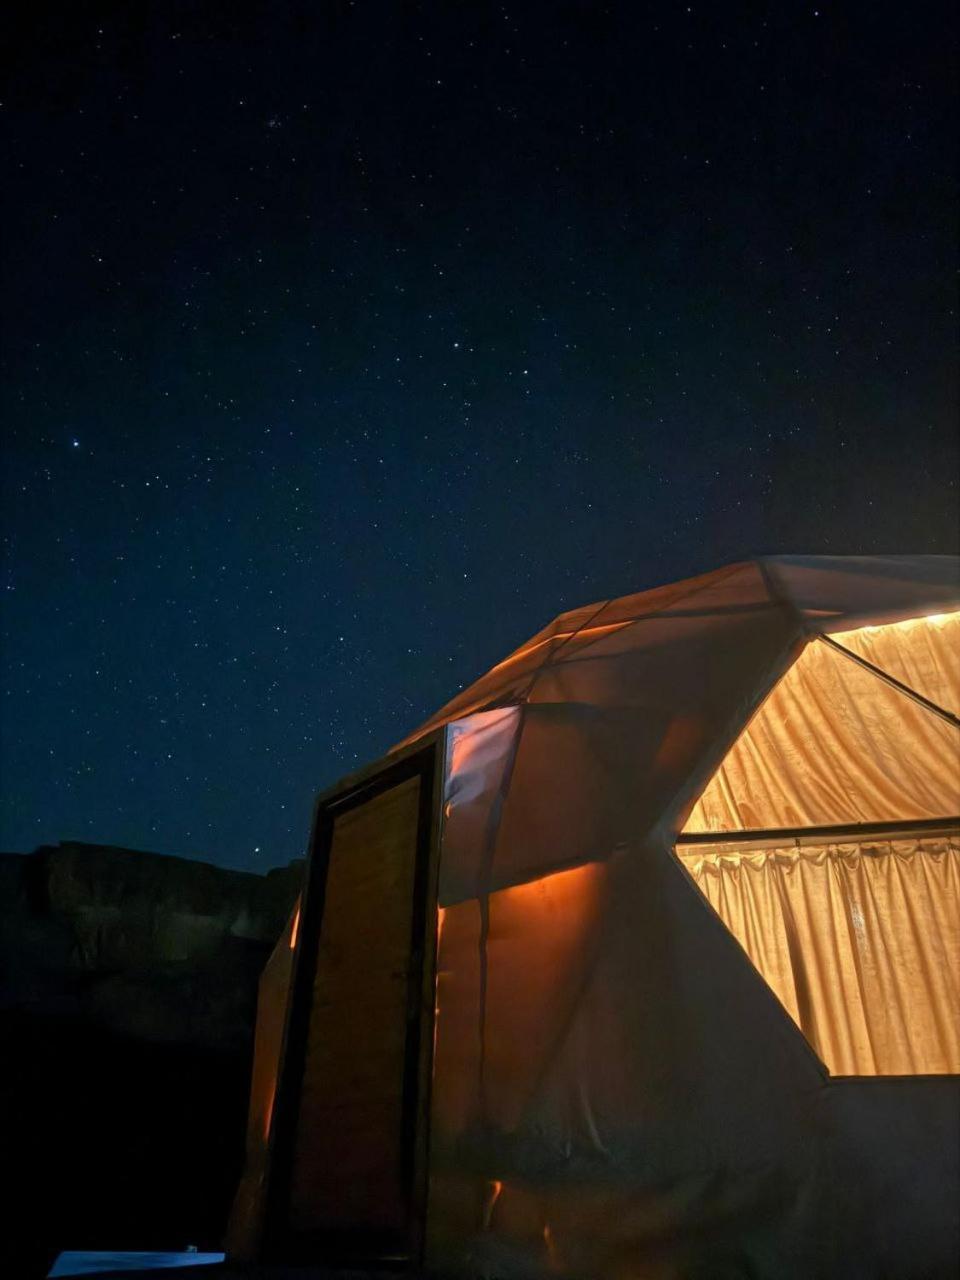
[818,633,960,731]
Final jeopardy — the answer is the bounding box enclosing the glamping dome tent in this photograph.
[228,556,960,1279]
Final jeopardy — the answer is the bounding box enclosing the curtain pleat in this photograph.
[678,836,960,1075]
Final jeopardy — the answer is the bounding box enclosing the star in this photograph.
[1,0,954,878]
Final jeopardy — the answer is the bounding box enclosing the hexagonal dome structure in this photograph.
[229,555,959,1278]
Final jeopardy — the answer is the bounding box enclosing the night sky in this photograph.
[2,2,957,873]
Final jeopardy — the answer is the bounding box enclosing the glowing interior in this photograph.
[678,612,960,1075]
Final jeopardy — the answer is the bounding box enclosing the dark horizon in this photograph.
[3,1,957,872]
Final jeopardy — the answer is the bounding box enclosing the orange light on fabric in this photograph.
[262,1083,275,1141]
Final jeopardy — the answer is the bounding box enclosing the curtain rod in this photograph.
[676,815,960,853]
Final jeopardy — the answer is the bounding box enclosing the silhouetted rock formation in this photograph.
[0,841,302,1278]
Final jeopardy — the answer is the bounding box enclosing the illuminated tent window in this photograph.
[678,613,960,1075]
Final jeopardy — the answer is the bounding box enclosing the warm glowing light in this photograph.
[834,609,958,640]
[432,906,448,1072]
[485,620,633,675]
[263,1082,275,1140]
[543,1223,557,1265]
[497,859,605,912]
[485,634,557,672]
[289,902,301,950]
[447,706,519,778]
[482,1179,504,1229]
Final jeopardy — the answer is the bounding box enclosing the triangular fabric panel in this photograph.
[766,555,960,631]
[830,610,960,719]
[684,626,960,833]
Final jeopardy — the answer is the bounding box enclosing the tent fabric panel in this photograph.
[397,604,613,750]
[225,903,298,1260]
[537,602,792,675]
[439,707,523,906]
[396,647,547,749]
[437,609,800,902]
[426,1078,960,1279]
[396,557,959,751]
[528,618,637,664]
[831,609,960,718]
[527,603,798,715]
[492,703,664,887]
[766,554,960,631]
[817,1079,960,1279]
[536,599,610,639]
[428,833,959,1277]
[684,629,960,833]
[426,843,826,1278]
[431,862,607,1139]
[578,560,767,629]
[677,834,960,1075]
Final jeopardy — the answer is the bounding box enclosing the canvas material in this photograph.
[425,558,959,1277]
[228,556,960,1276]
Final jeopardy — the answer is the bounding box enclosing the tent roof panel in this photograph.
[397,556,959,749]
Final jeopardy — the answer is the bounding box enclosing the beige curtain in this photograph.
[832,610,959,717]
[685,619,960,833]
[677,835,960,1075]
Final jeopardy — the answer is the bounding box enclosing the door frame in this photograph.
[261,730,447,1267]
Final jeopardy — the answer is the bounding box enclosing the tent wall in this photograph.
[422,572,960,1278]
[428,848,830,1277]
[428,748,960,1278]
[434,562,805,903]
[226,903,298,1260]
[228,557,960,1277]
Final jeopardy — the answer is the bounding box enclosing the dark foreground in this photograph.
[0,843,302,1280]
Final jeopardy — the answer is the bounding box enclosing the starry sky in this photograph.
[2,2,957,872]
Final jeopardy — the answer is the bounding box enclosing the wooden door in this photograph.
[263,745,440,1265]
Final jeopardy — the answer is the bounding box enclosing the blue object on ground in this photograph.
[48,1252,225,1276]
